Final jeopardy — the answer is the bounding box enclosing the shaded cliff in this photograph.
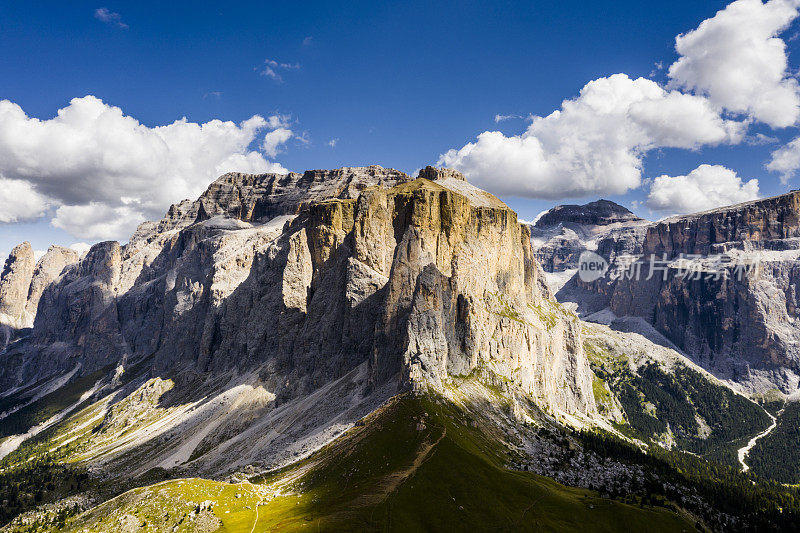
[0,243,79,330]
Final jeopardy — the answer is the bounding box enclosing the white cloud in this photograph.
[668,0,800,128]
[767,135,800,181]
[494,114,523,123]
[266,114,292,129]
[439,74,744,199]
[0,178,51,223]
[262,128,293,157]
[52,204,146,241]
[0,96,291,240]
[260,59,301,82]
[746,132,780,145]
[94,8,128,29]
[327,138,338,147]
[646,164,760,215]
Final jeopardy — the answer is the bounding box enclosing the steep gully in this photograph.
[738,407,781,472]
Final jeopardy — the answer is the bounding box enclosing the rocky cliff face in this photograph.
[0,166,595,418]
[640,192,800,257]
[565,191,800,394]
[0,244,80,331]
[531,200,647,274]
[0,242,35,328]
[25,246,81,320]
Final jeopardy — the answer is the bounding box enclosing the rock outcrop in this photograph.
[0,242,35,328]
[0,166,596,418]
[531,200,648,273]
[0,244,81,331]
[25,245,81,320]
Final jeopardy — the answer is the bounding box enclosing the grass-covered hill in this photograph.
[48,395,697,533]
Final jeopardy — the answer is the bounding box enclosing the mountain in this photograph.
[531,200,648,275]
[1,168,799,532]
[535,199,643,228]
[556,191,800,396]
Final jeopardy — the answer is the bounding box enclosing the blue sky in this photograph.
[1,0,800,259]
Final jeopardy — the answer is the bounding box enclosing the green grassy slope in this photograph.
[57,394,697,533]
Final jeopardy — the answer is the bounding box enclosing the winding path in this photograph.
[737,408,781,472]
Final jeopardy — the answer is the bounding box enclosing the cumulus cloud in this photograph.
[94,8,128,29]
[68,242,92,256]
[646,164,760,215]
[767,136,800,181]
[260,59,301,82]
[263,128,293,157]
[52,203,146,241]
[0,178,51,223]
[668,0,800,128]
[439,74,744,199]
[441,0,800,199]
[0,96,291,240]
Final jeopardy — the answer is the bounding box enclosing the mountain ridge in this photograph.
[2,167,799,532]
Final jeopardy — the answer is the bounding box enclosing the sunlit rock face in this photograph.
[0,243,79,331]
[0,242,35,328]
[0,166,596,418]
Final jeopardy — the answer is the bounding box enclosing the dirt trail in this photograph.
[379,426,446,499]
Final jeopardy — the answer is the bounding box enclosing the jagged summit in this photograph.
[535,199,644,228]
[129,165,413,243]
[531,199,648,274]
[417,165,467,182]
[0,243,79,330]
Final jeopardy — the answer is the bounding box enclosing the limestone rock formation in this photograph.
[531,200,648,274]
[25,245,81,320]
[0,242,35,328]
[557,191,800,394]
[0,243,81,331]
[0,166,595,419]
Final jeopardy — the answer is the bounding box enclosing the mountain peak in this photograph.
[535,199,644,228]
[417,165,467,182]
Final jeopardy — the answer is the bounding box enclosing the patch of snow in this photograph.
[584,308,617,326]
